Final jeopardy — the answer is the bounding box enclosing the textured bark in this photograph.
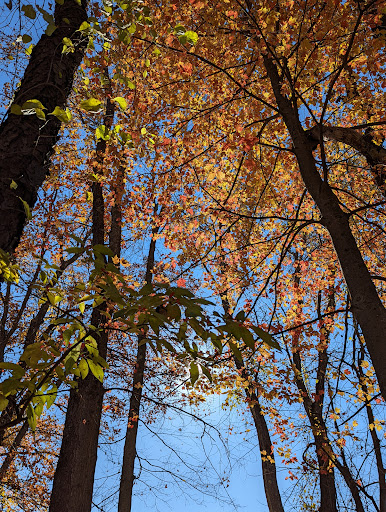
[49,92,114,512]
[118,234,157,512]
[0,0,88,254]
[306,125,386,192]
[264,55,386,400]
[306,125,386,168]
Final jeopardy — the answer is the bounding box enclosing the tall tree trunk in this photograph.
[290,274,338,512]
[118,229,158,512]
[264,55,386,400]
[49,87,114,512]
[220,294,284,512]
[0,0,88,254]
[291,341,338,512]
[357,344,386,512]
[235,358,285,512]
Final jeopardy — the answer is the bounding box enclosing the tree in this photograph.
[1,0,386,510]
[0,0,88,254]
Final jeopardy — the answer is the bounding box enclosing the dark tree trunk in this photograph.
[235,358,285,512]
[306,125,386,194]
[264,55,386,401]
[220,292,284,512]
[117,341,147,512]
[118,232,157,512]
[289,279,338,512]
[49,90,114,512]
[357,346,386,512]
[0,0,88,254]
[292,347,338,512]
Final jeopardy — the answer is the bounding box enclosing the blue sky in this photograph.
[92,393,275,512]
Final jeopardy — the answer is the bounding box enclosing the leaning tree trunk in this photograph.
[264,55,386,401]
[49,89,114,512]
[0,0,88,254]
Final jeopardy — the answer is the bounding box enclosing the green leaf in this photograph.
[49,106,72,123]
[18,197,32,220]
[62,37,74,54]
[166,303,181,321]
[46,385,57,408]
[0,377,23,396]
[47,292,62,305]
[80,98,102,112]
[22,4,36,19]
[118,28,131,45]
[35,108,46,120]
[113,96,127,111]
[159,339,176,353]
[200,364,212,383]
[174,24,186,35]
[10,104,22,115]
[93,244,114,257]
[45,23,56,36]
[88,360,104,382]
[149,316,160,335]
[78,21,91,33]
[186,304,202,318]
[78,359,89,379]
[141,127,147,135]
[185,30,198,45]
[251,326,280,350]
[172,287,194,298]
[0,362,25,379]
[229,341,243,362]
[190,362,199,386]
[0,395,9,411]
[65,246,84,254]
[27,403,37,431]
[10,180,17,190]
[22,99,45,111]
[95,124,110,140]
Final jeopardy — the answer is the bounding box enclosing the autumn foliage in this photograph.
[0,0,385,511]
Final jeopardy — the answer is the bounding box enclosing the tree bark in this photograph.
[264,55,386,400]
[0,0,88,254]
[306,125,386,193]
[118,232,157,512]
[49,89,114,512]
[235,358,285,512]
[306,125,386,169]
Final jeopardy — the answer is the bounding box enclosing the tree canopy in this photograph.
[0,0,385,511]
